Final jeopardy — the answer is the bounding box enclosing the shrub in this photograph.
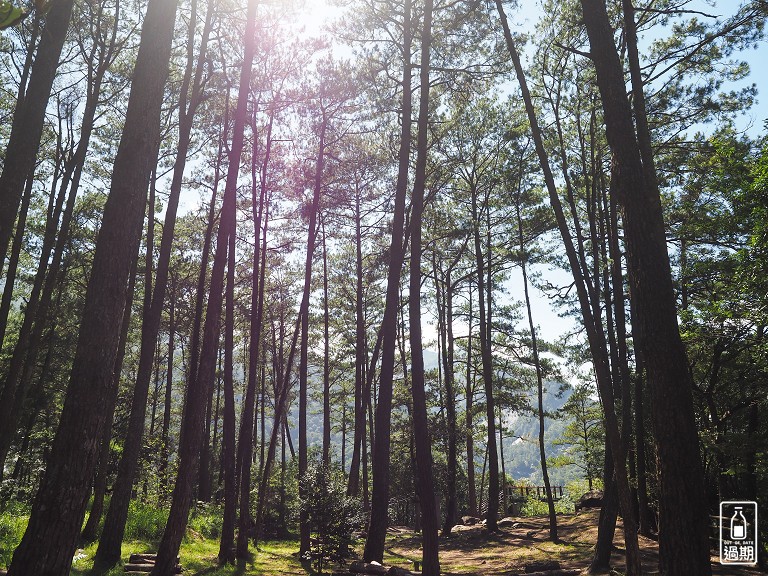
[0,503,28,567]
[187,501,222,540]
[124,499,169,542]
[520,490,575,516]
[300,460,361,574]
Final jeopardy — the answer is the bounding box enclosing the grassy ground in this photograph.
[4,507,767,575]
[68,537,306,576]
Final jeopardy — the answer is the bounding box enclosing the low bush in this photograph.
[186,501,223,540]
[124,499,169,542]
[0,502,28,567]
[300,460,361,574]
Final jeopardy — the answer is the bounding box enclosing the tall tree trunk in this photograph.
[7,0,178,571]
[81,254,139,543]
[235,109,272,560]
[0,171,33,350]
[0,0,75,263]
[580,2,711,573]
[298,108,328,557]
[160,277,177,500]
[465,289,477,516]
[494,4,641,572]
[470,186,498,531]
[408,2,439,570]
[218,216,237,564]
[363,0,412,557]
[92,1,213,568]
[348,189,367,497]
[322,219,331,466]
[590,443,619,572]
[439,268,458,535]
[152,2,255,573]
[517,207,557,540]
[254,311,302,545]
[631,319,654,535]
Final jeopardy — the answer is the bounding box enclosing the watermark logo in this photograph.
[720,501,758,566]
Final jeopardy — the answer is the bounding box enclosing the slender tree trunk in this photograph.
[152,2,255,573]
[348,190,367,497]
[581,2,711,573]
[218,216,237,564]
[517,210,557,540]
[235,110,272,560]
[632,320,654,535]
[81,256,139,543]
[590,442,619,573]
[199,387,214,502]
[254,313,302,546]
[408,3,439,569]
[0,171,33,350]
[92,2,212,568]
[8,0,178,571]
[440,269,458,535]
[159,278,176,500]
[0,0,76,263]
[470,186,499,531]
[298,107,328,557]
[465,290,477,516]
[363,1,412,555]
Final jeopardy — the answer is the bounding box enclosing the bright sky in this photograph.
[271,0,768,349]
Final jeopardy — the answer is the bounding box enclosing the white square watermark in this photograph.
[720,501,758,566]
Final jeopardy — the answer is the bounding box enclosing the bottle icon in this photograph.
[731,507,748,540]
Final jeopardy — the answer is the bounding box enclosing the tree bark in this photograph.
[7,0,178,572]
[151,2,255,573]
[363,0,412,560]
[218,213,237,564]
[92,1,213,567]
[580,2,711,573]
[81,254,139,544]
[407,1,440,569]
[590,441,618,573]
[0,0,75,263]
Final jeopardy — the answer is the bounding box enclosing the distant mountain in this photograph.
[500,383,581,486]
[284,355,584,489]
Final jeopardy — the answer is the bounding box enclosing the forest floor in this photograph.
[382,510,765,575]
[58,509,765,575]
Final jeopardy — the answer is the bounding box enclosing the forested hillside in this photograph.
[0,0,766,575]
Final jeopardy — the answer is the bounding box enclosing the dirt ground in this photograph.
[380,510,765,575]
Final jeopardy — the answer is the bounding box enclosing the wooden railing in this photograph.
[505,484,564,502]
